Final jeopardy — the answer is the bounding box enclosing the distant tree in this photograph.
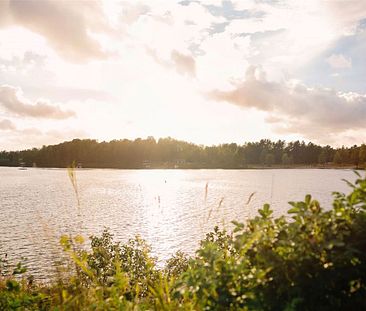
[234,146,246,167]
[333,151,342,164]
[339,147,350,164]
[0,137,363,169]
[318,150,327,164]
[260,149,268,165]
[350,146,360,166]
[273,140,285,163]
[282,153,289,166]
[359,145,366,165]
[243,142,261,164]
[265,153,275,166]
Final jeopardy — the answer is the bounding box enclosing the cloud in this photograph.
[0,0,365,148]
[0,51,46,75]
[0,0,113,62]
[171,50,196,77]
[0,118,16,130]
[120,2,150,25]
[325,1,366,34]
[26,86,116,103]
[195,31,250,88]
[208,66,366,142]
[326,53,352,69]
[0,125,88,151]
[132,1,223,68]
[0,85,75,119]
[146,48,196,77]
[221,1,366,82]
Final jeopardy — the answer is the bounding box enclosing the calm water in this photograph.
[0,167,360,278]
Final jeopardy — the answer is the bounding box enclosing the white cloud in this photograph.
[0,85,75,119]
[0,118,16,130]
[171,50,196,77]
[325,0,366,35]
[326,53,352,69]
[146,48,196,77]
[119,2,150,25]
[0,126,88,151]
[208,66,366,143]
[129,1,223,70]
[195,32,251,89]
[0,0,115,62]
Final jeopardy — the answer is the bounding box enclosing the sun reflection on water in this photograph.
[0,167,357,278]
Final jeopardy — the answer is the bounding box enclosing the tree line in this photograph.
[1,137,366,168]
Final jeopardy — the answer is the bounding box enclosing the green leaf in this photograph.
[258,204,273,218]
[6,279,20,292]
[342,179,355,189]
[305,194,311,205]
[288,207,300,214]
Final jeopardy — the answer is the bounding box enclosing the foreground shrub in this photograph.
[1,173,366,310]
[177,172,366,310]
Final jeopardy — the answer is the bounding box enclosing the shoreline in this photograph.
[1,164,364,170]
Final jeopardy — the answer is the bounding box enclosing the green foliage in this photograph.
[86,229,157,298]
[0,260,49,310]
[2,137,365,168]
[164,251,189,279]
[176,173,366,310]
[2,173,366,310]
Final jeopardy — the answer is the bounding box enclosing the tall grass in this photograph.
[67,162,80,210]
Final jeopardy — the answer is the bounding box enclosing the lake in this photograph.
[0,167,360,279]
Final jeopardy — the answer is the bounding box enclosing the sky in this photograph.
[0,0,366,150]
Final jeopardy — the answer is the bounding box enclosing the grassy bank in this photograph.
[1,173,366,310]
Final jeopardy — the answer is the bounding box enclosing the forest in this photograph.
[1,137,366,169]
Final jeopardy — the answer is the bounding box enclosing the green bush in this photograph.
[177,172,366,310]
[1,173,366,310]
